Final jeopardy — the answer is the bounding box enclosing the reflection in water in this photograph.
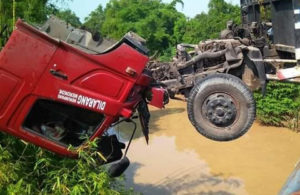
[115,99,300,195]
[125,137,246,195]
[114,107,186,141]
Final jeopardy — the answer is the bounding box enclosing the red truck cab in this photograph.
[0,19,166,161]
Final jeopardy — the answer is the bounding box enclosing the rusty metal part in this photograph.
[203,93,237,127]
[275,44,295,54]
[41,15,116,54]
[266,74,300,83]
[242,66,261,91]
[179,49,228,69]
[263,59,297,63]
[148,12,300,99]
[148,39,247,98]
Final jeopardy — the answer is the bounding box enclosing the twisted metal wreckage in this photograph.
[149,1,300,99]
[0,0,300,181]
[147,0,300,144]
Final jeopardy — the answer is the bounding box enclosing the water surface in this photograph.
[117,99,300,195]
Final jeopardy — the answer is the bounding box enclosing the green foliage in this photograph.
[1,0,241,54]
[55,9,82,27]
[259,0,271,22]
[182,0,241,43]
[0,0,299,192]
[100,0,186,53]
[255,82,300,127]
[1,0,53,28]
[0,133,130,194]
[0,0,259,193]
[84,5,105,35]
[159,46,176,62]
[0,0,70,48]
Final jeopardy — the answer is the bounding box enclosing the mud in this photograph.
[117,99,300,195]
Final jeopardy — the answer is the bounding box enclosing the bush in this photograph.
[0,133,131,195]
[254,81,300,129]
[159,46,176,62]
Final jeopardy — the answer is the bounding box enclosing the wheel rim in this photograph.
[202,93,238,128]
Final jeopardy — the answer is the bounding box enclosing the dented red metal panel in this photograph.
[0,20,152,156]
[149,88,166,109]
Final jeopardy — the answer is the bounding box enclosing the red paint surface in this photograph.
[0,20,165,157]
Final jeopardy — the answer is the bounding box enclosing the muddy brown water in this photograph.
[115,99,300,195]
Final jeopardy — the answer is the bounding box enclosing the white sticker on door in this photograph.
[57,89,106,111]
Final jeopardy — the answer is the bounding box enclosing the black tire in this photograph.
[187,73,256,141]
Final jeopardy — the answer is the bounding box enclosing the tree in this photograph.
[84,5,105,35]
[56,9,82,27]
[182,0,241,43]
[0,0,72,48]
[100,0,186,53]
[0,0,14,46]
[169,0,183,8]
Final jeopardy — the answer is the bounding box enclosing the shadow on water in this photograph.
[125,162,170,195]
[125,161,241,195]
[124,135,244,195]
[150,106,186,129]
[119,100,245,194]
[122,98,300,195]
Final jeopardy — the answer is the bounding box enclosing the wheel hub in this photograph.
[205,94,237,127]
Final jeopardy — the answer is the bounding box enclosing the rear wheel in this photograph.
[187,74,256,141]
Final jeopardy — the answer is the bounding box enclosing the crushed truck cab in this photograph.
[0,19,167,167]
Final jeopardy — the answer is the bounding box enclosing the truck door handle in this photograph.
[49,69,68,80]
